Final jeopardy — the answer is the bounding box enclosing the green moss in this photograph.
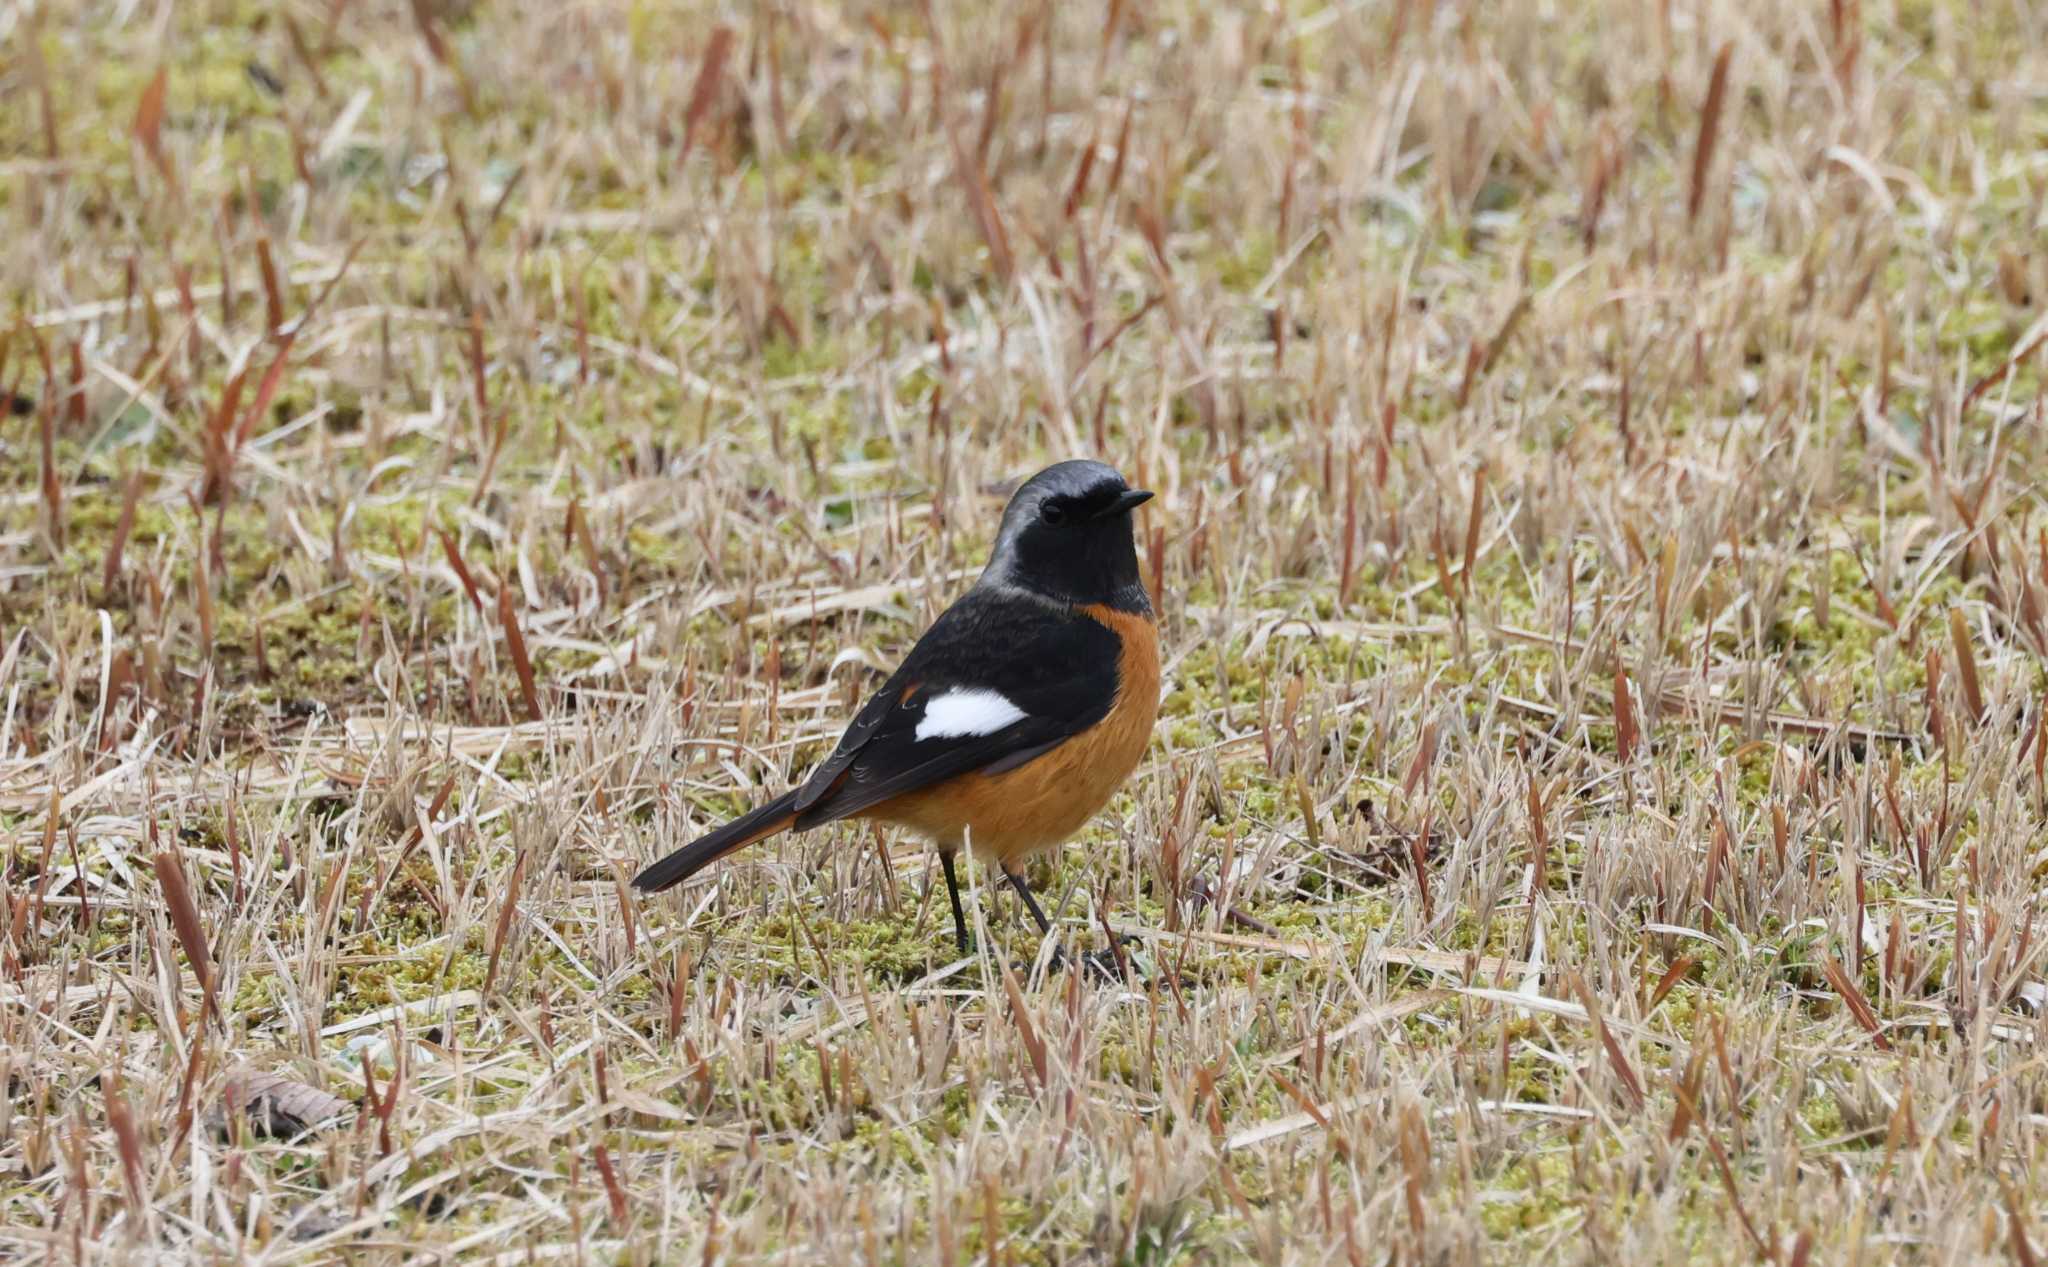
[1480,1152,1577,1238]
[1212,230,1278,294]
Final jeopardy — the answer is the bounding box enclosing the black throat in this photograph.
[1005,524,1150,614]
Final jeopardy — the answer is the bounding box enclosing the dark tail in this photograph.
[631,789,802,893]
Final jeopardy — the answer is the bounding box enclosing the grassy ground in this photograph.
[4,0,2048,1261]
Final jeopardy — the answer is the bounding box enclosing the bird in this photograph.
[633,459,1160,961]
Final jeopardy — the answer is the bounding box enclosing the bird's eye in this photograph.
[1041,501,1067,525]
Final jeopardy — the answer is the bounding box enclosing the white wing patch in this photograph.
[914,688,1027,741]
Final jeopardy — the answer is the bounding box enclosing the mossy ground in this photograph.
[5,0,2048,1263]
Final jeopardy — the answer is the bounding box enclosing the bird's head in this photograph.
[983,460,1153,612]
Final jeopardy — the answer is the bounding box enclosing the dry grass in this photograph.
[5,0,2048,1261]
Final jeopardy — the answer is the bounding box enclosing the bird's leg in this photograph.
[1001,866,1057,937]
[940,849,971,954]
[1002,866,1134,982]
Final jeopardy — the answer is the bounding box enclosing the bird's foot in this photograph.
[1031,933,1145,984]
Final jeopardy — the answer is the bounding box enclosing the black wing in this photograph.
[632,586,1120,894]
[787,587,1120,828]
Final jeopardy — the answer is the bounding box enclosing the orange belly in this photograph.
[867,605,1159,863]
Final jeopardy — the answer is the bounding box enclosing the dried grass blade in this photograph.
[485,851,529,995]
[1820,955,1892,1050]
[951,124,1016,284]
[680,27,735,159]
[133,66,171,183]
[498,582,542,721]
[997,957,1050,1088]
[102,469,144,595]
[153,849,217,1020]
[1688,44,1734,224]
[1614,665,1639,762]
[1949,608,1985,721]
[1573,974,1646,1109]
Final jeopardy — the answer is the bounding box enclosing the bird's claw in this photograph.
[1028,933,1145,984]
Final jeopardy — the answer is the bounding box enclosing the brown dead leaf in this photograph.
[214,1067,354,1140]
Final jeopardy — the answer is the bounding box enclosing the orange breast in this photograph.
[870,606,1160,863]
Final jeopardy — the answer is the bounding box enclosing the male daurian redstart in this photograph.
[632,460,1160,956]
